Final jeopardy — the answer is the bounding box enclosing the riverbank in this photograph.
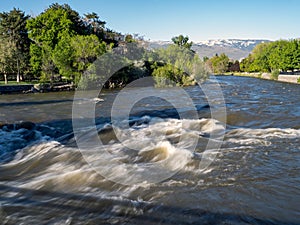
[222,72,300,84]
[0,82,75,94]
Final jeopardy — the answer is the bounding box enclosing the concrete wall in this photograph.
[278,75,300,84]
[261,73,271,79]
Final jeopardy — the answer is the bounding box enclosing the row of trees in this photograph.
[240,39,300,73]
[151,38,208,86]
[80,34,209,89]
[204,53,240,74]
[0,8,30,83]
[0,4,209,88]
[0,4,124,84]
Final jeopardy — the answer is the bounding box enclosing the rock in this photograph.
[16,121,36,130]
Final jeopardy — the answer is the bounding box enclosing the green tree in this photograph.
[0,8,30,82]
[243,39,300,73]
[125,34,135,43]
[291,39,300,70]
[151,44,208,86]
[52,34,107,84]
[84,12,106,38]
[240,54,254,72]
[52,33,75,81]
[208,53,229,74]
[0,39,16,83]
[246,42,272,72]
[171,35,193,49]
[26,3,85,80]
[71,34,107,83]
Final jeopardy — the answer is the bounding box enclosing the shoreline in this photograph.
[218,72,300,84]
[1,73,299,95]
[0,83,75,94]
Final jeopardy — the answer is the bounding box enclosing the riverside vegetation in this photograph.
[1,3,299,89]
[0,4,208,90]
[204,39,300,81]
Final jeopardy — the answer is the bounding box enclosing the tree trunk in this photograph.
[16,59,20,82]
[4,73,7,84]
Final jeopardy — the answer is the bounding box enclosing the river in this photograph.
[0,76,299,224]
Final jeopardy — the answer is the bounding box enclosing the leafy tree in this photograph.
[0,8,30,82]
[151,44,208,86]
[125,34,134,43]
[228,60,240,72]
[242,39,300,73]
[208,53,229,74]
[52,33,75,81]
[240,55,253,72]
[71,34,107,83]
[84,12,106,38]
[26,3,85,80]
[0,39,16,83]
[292,39,300,70]
[171,35,193,49]
[248,42,272,72]
[52,33,107,84]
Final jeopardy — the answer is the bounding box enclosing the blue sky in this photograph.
[1,0,300,42]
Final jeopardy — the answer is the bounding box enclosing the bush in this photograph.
[271,69,280,80]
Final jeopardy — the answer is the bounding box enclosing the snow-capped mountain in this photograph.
[195,39,267,50]
[149,39,270,60]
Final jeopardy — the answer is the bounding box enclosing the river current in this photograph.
[0,76,299,224]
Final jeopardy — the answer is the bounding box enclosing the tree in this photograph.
[151,44,208,86]
[208,53,230,74]
[228,60,240,72]
[249,42,272,72]
[171,35,193,49]
[125,34,134,43]
[26,4,88,81]
[71,34,107,83]
[242,39,300,73]
[52,34,107,84]
[84,12,106,37]
[291,39,300,70]
[240,55,254,72]
[0,39,16,83]
[0,8,30,82]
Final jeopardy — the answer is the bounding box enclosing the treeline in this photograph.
[240,39,300,73]
[0,4,208,88]
[0,4,125,84]
[204,53,240,74]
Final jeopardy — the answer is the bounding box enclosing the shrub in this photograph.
[271,69,280,80]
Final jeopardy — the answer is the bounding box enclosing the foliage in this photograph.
[171,35,193,49]
[0,5,209,89]
[271,69,280,80]
[207,53,230,74]
[0,8,30,82]
[241,39,300,73]
[25,3,110,84]
[228,60,240,72]
[83,12,106,38]
[150,44,208,86]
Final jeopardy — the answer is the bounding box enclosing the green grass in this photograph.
[0,81,38,85]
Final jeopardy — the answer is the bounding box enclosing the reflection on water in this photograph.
[0,76,299,224]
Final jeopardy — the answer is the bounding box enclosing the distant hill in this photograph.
[148,39,271,60]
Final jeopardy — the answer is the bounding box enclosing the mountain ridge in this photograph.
[148,39,271,60]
